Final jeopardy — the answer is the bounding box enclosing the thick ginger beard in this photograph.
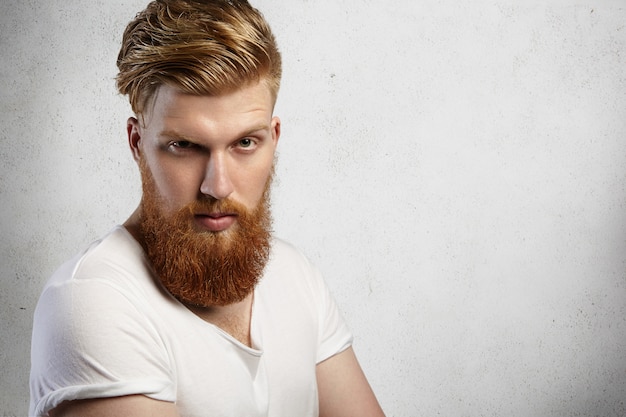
[138,160,273,307]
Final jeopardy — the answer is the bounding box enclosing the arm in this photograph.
[316,347,385,417]
[49,395,179,417]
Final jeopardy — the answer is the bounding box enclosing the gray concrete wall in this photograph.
[1,1,625,415]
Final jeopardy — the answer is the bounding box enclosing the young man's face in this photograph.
[126,81,281,307]
[128,81,281,233]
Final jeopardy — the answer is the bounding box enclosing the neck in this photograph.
[123,207,143,245]
[186,292,255,347]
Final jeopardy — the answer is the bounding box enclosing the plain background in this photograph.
[1,1,625,416]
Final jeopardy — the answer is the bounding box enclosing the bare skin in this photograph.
[186,293,255,347]
[317,347,385,417]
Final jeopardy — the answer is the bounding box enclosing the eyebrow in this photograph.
[159,124,270,142]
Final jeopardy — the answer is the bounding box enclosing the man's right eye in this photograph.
[167,140,201,154]
[171,140,193,149]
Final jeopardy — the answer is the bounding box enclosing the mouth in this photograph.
[194,212,238,232]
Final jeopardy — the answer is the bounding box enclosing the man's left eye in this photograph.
[239,138,254,148]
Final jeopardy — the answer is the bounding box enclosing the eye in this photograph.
[171,140,194,149]
[237,138,257,149]
[239,138,253,147]
[167,140,199,154]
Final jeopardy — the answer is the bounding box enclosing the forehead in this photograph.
[141,81,275,129]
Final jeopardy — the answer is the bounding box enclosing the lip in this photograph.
[194,213,237,232]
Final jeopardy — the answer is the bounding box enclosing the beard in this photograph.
[137,160,273,307]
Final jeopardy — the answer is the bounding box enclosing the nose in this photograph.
[199,153,234,200]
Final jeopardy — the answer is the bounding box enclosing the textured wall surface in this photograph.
[1,1,625,416]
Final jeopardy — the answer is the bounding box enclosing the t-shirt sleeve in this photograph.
[29,269,175,416]
[307,260,354,364]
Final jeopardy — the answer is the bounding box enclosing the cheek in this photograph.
[151,165,200,208]
[239,161,274,207]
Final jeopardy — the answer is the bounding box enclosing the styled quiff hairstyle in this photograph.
[116,0,281,114]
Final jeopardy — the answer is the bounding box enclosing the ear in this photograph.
[270,116,281,147]
[127,117,142,162]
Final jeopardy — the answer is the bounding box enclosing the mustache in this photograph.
[182,197,249,217]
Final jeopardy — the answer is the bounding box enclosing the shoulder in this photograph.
[257,238,354,364]
[267,237,316,273]
[260,237,329,303]
[71,226,148,285]
[269,237,304,258]
[31,227,175,416]
[264,238,324,289]
[33,226,162,360]
[41,226,152,301]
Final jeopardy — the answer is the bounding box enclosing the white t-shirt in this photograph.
[29,226,352,417]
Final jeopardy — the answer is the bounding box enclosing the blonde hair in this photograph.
[116,0,281,114]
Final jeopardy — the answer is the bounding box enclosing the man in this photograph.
[29,1,385,416]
